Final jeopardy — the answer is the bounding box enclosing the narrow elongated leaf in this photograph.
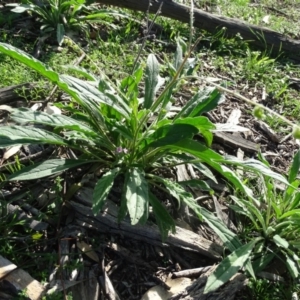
[222,156,289,186]
[173,38,185,71]
[151,175,194,207]
[192,162,217,183]
[197,206,242,252]
[8,107,96,136]
[175,88,225,119]
[286,256,299,279]
[289,150,300,183]
[0,126,68,148]
[61,75,131,119]
[0,43,60,83]
[7,159,89,181]
[57,23,65,45]
[92,168,119,215]
[63,65,98,81]
[125,168,149,225]
[252,253,275,273]
[170,139,255,201]
[10,4,32,13]
[144,54,159,109]
[149,192,175,241]
[0,43,130,121]
[231,196,266,232]
[204,239,257,294]
[279,209,300,219]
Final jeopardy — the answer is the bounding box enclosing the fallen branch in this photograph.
[97,0,300,61]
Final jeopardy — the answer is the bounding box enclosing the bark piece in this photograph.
[97,0,300,61]
[169,266,247,300]
[213,131,259,153]
[0,83,35,105]
[68,198,223,260]
[0,255,45,300]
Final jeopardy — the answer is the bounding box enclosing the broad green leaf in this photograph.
[125,168,149,225]
[111,121,134,140]
[7,159,89,181]
[57,23,65,45]
[174,116,215,146]
[149,192,176,241]
[60,75,131,118]
[273,235,289,249]
[175,87,225,119]
[92,168,119,215]
[144,54,159,109]
[0,126,68,148]
[0,43,127,129]
[204,239,258,294]
[8,107,96,136]
[0,43,60,83]
[146,124,198,148]
[289,150,300,183]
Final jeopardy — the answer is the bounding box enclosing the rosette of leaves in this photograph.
[0,39,289,260]
[0,39,233,236]
[8,0,128,45]
[203,152,300,294]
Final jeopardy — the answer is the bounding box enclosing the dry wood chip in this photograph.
[77,241,99,263]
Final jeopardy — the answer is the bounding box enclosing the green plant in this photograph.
[204,150,300,293]
[8,0,129,45]
[0,39,285,242]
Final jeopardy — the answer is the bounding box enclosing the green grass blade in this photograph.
[125,168,149,225]
[7,159,89,181]
[289,150,300,183]
[92,168,120,215]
